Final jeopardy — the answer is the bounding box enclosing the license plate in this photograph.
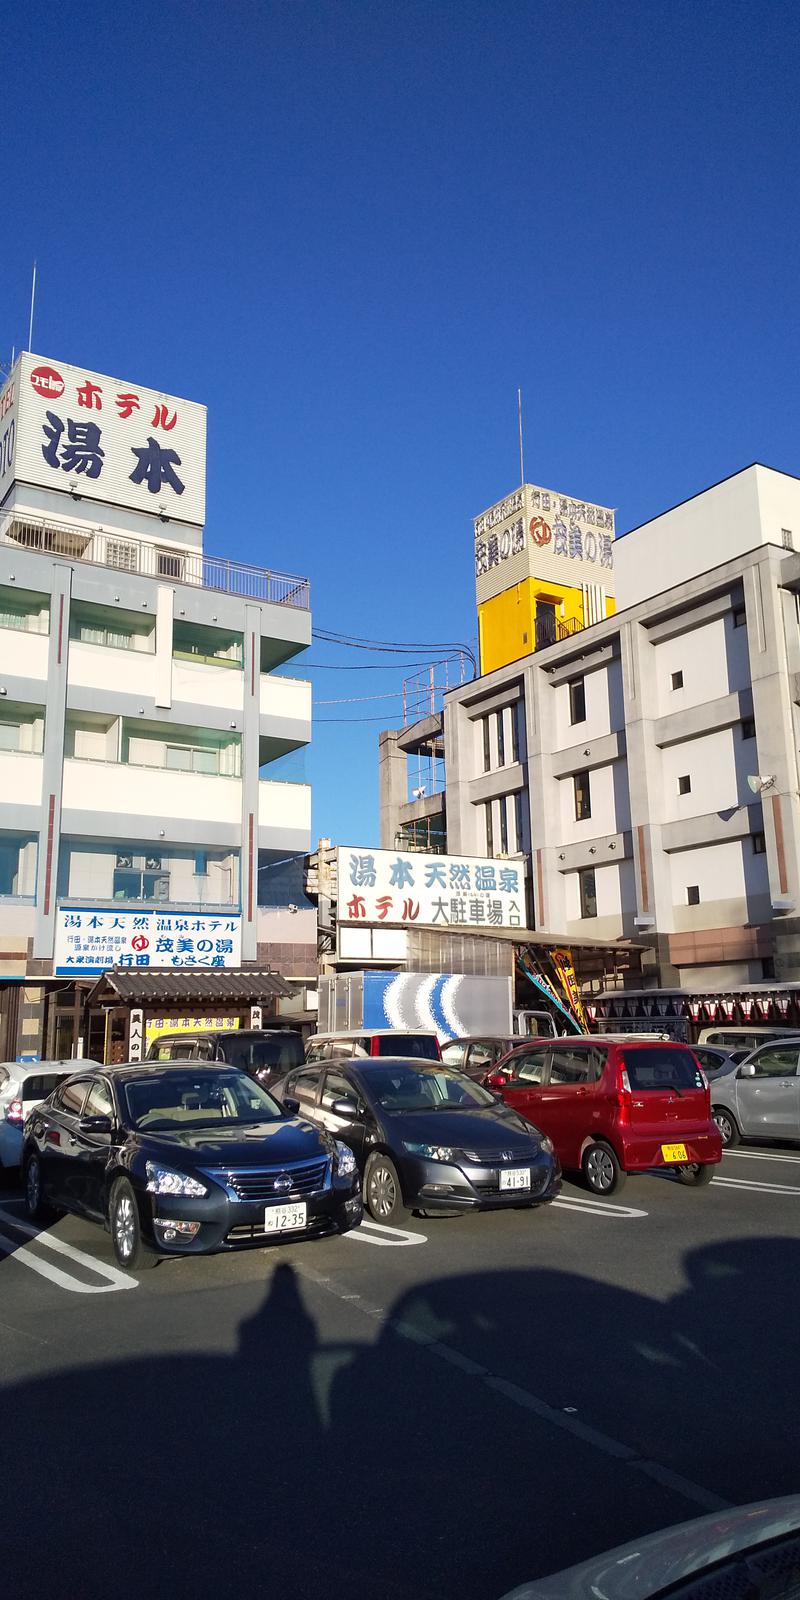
[661,1143,688,1163]
[499,1167,531,1191]
[264,1201,307,1233]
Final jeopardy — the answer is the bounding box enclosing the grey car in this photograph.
[711,1036,800,1147]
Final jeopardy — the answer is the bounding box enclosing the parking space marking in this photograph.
[345,1218,427,1248]
[725,1150,800,1165]
[552,1195,648,1219]
[712,1176,800,1196]
[0,1208,137,1293]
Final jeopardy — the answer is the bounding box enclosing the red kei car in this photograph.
[483,1037,722,1195]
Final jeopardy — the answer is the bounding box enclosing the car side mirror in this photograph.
[80,1114,113,1134]
[331,1096,361,1119]
[487,1071,510,1088]
[737,1063,756,1078]
[283,1096,301,1115]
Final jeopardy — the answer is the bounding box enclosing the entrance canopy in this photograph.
[87,967,296,1008]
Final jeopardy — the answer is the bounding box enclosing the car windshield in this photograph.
[122,1070,284,1131]
[363,1063,497,1112]
[621,1048,705,1091]
[375,1035,441,1059]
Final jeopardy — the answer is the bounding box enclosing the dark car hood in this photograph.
[385,1104,542,1150]
[135,1118,328,1168]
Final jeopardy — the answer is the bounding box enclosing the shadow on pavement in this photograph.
[2,1238,800,1600]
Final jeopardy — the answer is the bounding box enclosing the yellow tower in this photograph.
[474,484,617,674]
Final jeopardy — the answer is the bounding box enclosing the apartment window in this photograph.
[485,800,494,856]
[579,867,597,919]
[173,621,243,669]
[0,722,20,752]
[0,835,35,898]
[752,832,767,855]
[671,671,684,691]
[741,717,756,740]
[514,790,525,852]
[733,606,747,628]
[70,603,152,653]
[678,774,691,795]
[499,797,509,854]
[113,853,170,902]
[569,678,586,725]
[686,884,700,906]
[482,717,491,773]
[194,851,209,875]
[497,711,506,767]
[573,769,591,821]
[509,703,520,763]
[0,595,49,634]
[782,528,794,551]
[165,744,219,775]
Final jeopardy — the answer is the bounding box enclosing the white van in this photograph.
[697,1024,794,1052]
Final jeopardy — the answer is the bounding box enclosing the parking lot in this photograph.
[2,1143,799,1600]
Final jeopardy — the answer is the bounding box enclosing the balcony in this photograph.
[1,514,310,610]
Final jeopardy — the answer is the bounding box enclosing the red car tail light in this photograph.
[5,1099,24,1123]
[615,1067,632,1118]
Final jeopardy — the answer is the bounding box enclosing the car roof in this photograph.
[0,1060,76,1075]
[309,1029,437,1039]
[335,1057,456,1073]
[92,1062,247,1081]
[444,1035,515,1044]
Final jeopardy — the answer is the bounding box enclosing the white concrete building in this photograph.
[0,352,313,1059]
[381,465,800,990]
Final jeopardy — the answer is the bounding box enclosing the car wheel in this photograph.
[582,1141,626,1196]
[24,1153,53,1220]
[677,1163,715,1186]
[712,1107,740,1148]
[364,1153,406,1224]
[109,1177,157,1271]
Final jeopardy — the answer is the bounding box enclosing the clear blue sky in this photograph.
[3,1,799,848]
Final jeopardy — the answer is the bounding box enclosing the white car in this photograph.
[0,1062,75,1176]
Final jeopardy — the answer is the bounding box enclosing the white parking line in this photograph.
[712,1176,800,1196]
[726,1149,800,1165]
[552,1196,649,1219]
[0,1208,137,1293]
[345,1218,428,1248]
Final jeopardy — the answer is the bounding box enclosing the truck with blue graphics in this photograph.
[317,972,558,1042]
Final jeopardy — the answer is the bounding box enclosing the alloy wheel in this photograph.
[367,1164,397,1219]
[26,1158,40,1213]
[114,1192,136,1261]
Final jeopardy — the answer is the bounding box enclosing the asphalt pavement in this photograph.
[1,1145,799,1600]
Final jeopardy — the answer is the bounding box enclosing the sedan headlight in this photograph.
[403,1141,457,1163]
[540,1136,554,1155]
[335,1140,357,1176]
[145,1161,208,1198]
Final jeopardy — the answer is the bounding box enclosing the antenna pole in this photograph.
[28,262,37,352]
[517,386,525,486]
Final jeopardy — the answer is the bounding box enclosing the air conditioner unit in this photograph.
[144,855,162,871]
[116,854,134,869]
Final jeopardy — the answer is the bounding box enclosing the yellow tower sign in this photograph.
[474,484,616,674]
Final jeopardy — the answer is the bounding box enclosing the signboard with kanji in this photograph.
[474,483,616,605]
[54,908,241,975]
[0,352,206,526]
[336,847,525,930]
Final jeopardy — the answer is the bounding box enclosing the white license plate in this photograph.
[264,1201,308,1233]
[499,1167,531,1191]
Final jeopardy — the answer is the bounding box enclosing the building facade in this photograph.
[0,352,314,1059]
[382,465,800,991]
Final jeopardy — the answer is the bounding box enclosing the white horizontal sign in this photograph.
[0,352,206,525]
[54,908,241,975]
[336,847,524,930]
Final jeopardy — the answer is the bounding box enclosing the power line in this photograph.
[300,656,464,671]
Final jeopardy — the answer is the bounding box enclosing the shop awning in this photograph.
[86,967,296,1007]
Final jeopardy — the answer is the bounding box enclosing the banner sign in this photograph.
[337,846,524,930]
[549,948,589,1032]
[55,907,242,974]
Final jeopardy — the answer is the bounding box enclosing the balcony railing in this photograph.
[534,613,585,649]
[1,515,310,610]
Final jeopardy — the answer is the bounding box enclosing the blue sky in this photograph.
[3,0,799,847]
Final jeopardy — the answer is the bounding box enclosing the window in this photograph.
[686,884,700,905]
[485,800,494,856]
[579,867,597,918]
[0,597,49,634]
[573,770,591,821]
[84,1080,114,1118]
[548,1047,605,1085]
[157,548,185,579]
[440,1043,467,1068]
[514,790,525,853]
[741,717,756,740]
[467,1042,497,1071]
[749,1045,799,1078]
[22,1073,70,1103]
[510,702,521,763]
[106,539,138,572]
[113,853,170,902]
[507,1048,548,1085]
[291,1068,323,1102]
[671,671,684,691]
[482,717,491,773]
[53,1079,90,1115]
[166,744,219,775]
[173,621,243,668]
[782,528,794,551]
[321,1072,355,1110]
[499,796,509,855]
[0,722,20,752]
[497,711,505,767]
[752,832,766,855]
[569,679,586,725]
[620,1048,705,1090]
[733,606,747,628]
[678,774,691,795]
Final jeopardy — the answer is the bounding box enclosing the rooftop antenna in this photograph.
[517,386,525,487]
[27,261,37,353]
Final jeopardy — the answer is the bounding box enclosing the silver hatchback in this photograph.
[0,1062,75,1176]
[711,1037,800,1147]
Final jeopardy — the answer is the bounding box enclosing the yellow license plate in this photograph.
[661,1142,688,1163]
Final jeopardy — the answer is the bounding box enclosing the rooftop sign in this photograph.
[474,483,616,605]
